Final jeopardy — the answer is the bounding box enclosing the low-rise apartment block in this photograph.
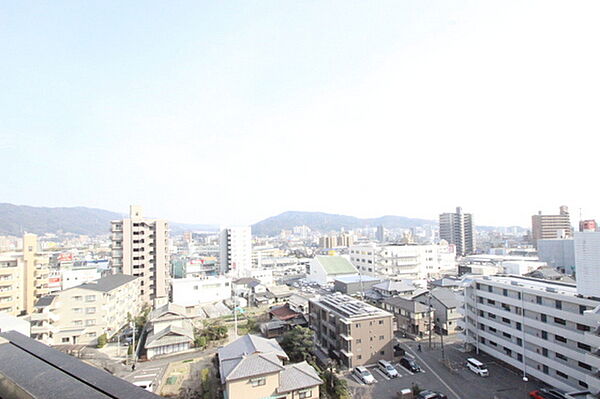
[30,274,141,345]
[309,293,394,368]
[461,275,600,395]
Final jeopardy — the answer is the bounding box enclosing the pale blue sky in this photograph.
[2,1,599,226]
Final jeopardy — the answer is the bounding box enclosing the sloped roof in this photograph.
[145,325,194,349]
[277,361,323,393]
[314,256,357,275]
[222,352,284,382]
[218,334,288,362]
[148,303,187,322]
[431,288,459,309]
[383,296,430,314]
[234,277,260,286]
[75,274,137,292]
[373,280,415,293]
[35,295,58,308]
[269,304,301,321]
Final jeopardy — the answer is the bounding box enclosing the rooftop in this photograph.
[314,256,358,275]
[475,275,600,301]
[74,274,138,293]
[312,293,392,319]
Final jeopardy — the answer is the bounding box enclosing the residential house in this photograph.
[414,288,461,335]
[382,296,433,340]
[144,303,195,359]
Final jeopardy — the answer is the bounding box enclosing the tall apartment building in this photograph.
[219,226,252,277]
[531,206,573,246]
[349,242,456,279]
[574,232,600,299]
[30,274,141,346]
[461,275,600,394]
[309,293,394,368]
[111,205,170,305]
[0,234,49,316]
[439,207,475,256]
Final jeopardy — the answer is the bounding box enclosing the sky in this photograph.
[1,1,599,227]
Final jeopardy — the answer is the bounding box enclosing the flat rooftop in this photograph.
[334,275,380,284]
[312,293,392,319]
[477,275,600,301]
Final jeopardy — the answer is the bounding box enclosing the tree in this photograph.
[280,326,315,363]
[245,317,259,333]
[96,333,107,348]
[194,335,207,350]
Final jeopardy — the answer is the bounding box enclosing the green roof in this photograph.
[316,256,357,275]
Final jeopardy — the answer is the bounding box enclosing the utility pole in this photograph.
[440,328,445,361]
[428,292,432,349]
[130,321,136,365]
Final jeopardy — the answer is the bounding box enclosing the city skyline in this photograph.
[2,1,600,227]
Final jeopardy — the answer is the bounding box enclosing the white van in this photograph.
[466,358,489,377]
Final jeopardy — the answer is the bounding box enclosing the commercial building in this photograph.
[0,330,162,399]
[333,275,381,295]
[349,242,456,279]
[0,234,49,316]
[439,207,475,256]
[307,256,358,285]
[218,334,322,399]
[574,232,600,298]
[220,226,252,277]
[30,274,141,346]
[309,293,394,368]
[537,238,576,274]
[111,205,170,305]
[531,206,573,246]
[461,275,600,394]
[171,276,232,307]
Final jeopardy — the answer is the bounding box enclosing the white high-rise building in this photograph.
[574,232,600,298]
[439,206,475,256]
[110,205,170,305]
[220,226,252,277]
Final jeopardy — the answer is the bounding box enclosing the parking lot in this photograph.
[343,339,544,399]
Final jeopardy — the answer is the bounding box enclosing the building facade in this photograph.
[439,207,475,256]
[461,275,600,394]
[531,206,573,246]
[537,238,576,274]
[30,274,141,345]
[574,232,600,298]
[309,293,394,368]
[219,226,252,277]
[171,276,232,307]
[111,205,170,305]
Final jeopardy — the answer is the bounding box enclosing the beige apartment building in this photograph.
[309,293,394,368]
[218,334,322,399]
[0,234,49,316]
[30,274,141,345]
[111,205,169,305]
[532,206,573,246]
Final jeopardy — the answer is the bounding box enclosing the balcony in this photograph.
[340,333,353,341]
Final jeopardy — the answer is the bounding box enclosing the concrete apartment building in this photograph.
[574,232,600,299]
[532,206,573,246]
[111,205,170,305]
[439,206,475,256]
[171,275,232,307]
[349,242,456,279]
[220,226,252,277]
[537,238,576,274]
[309,293,394,368]
[460,275,600,394]
[0,234,49,316]
[30,274,141,345]
[218,334,322,399]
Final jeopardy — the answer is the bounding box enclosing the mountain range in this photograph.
[0,203,215,236]
[251,211,436,236]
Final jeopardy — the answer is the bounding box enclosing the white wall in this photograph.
[575,232,600,297]
[171,277,232,306]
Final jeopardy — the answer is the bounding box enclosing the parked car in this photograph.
[466,358,489,377]
[529,388,567,399]
[416,390,448,399]
[399,356,421,373]
[353,366,376,384]
[377,360,399,378]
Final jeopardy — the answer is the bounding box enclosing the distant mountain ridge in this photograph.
[0,203,216,236]
[251,211,436,236]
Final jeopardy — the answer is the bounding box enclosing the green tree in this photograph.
[280,326,314,363]
[245,317,259,333]
[96,333,107,348]
[195,335,207,350]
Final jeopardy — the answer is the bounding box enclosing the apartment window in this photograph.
[249,378,266,387]
[578,342,592,352]
[516,322,522,331]
[579,361,592,371]
[73,320,83,326]
[555,335,567,343]
[516,338,522,346]
[517,353,523,362]
[489,340,497,347]
[517,292,521,300]
[476,283,481,290]
[86,307,96,314]
[487,299,495,305]
[85,319,95,326]
[541,331,548,340]
[480,337,486,344]
[504,347,512,356]
[577,323,590,332]
[193,286,198,290]
[556,370,568,379]
[355,323,360,328]
[488,313,496,319]
[488,286,493,293]
[73,296,83,301]
[62,337,70,343]
[357,355,362,360]
[299,390,312,399]
[356,339,362,344]
[380,350,385,355]
[73,308,82,313]
[379,335,384,340]
[536,296,542,305]
[85,295,96,302]
[503,332,511,339]
[489,327,497,333]
[502,317,510,325]
[579,381,589,389]
[87,332,97,338]
[542,365,549,374]
[554,317,566,325]
[540,314,546,322]
[478,297,484,304]
[555,300,562,310]
[542,348,548,357]
[378,320,384,325]
[555,353,567,361]
[503,289,508,297]
[579,305,587,315]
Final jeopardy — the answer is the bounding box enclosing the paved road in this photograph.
[344,336,543,399]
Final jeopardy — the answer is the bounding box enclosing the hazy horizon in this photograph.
[2,1,599,227]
